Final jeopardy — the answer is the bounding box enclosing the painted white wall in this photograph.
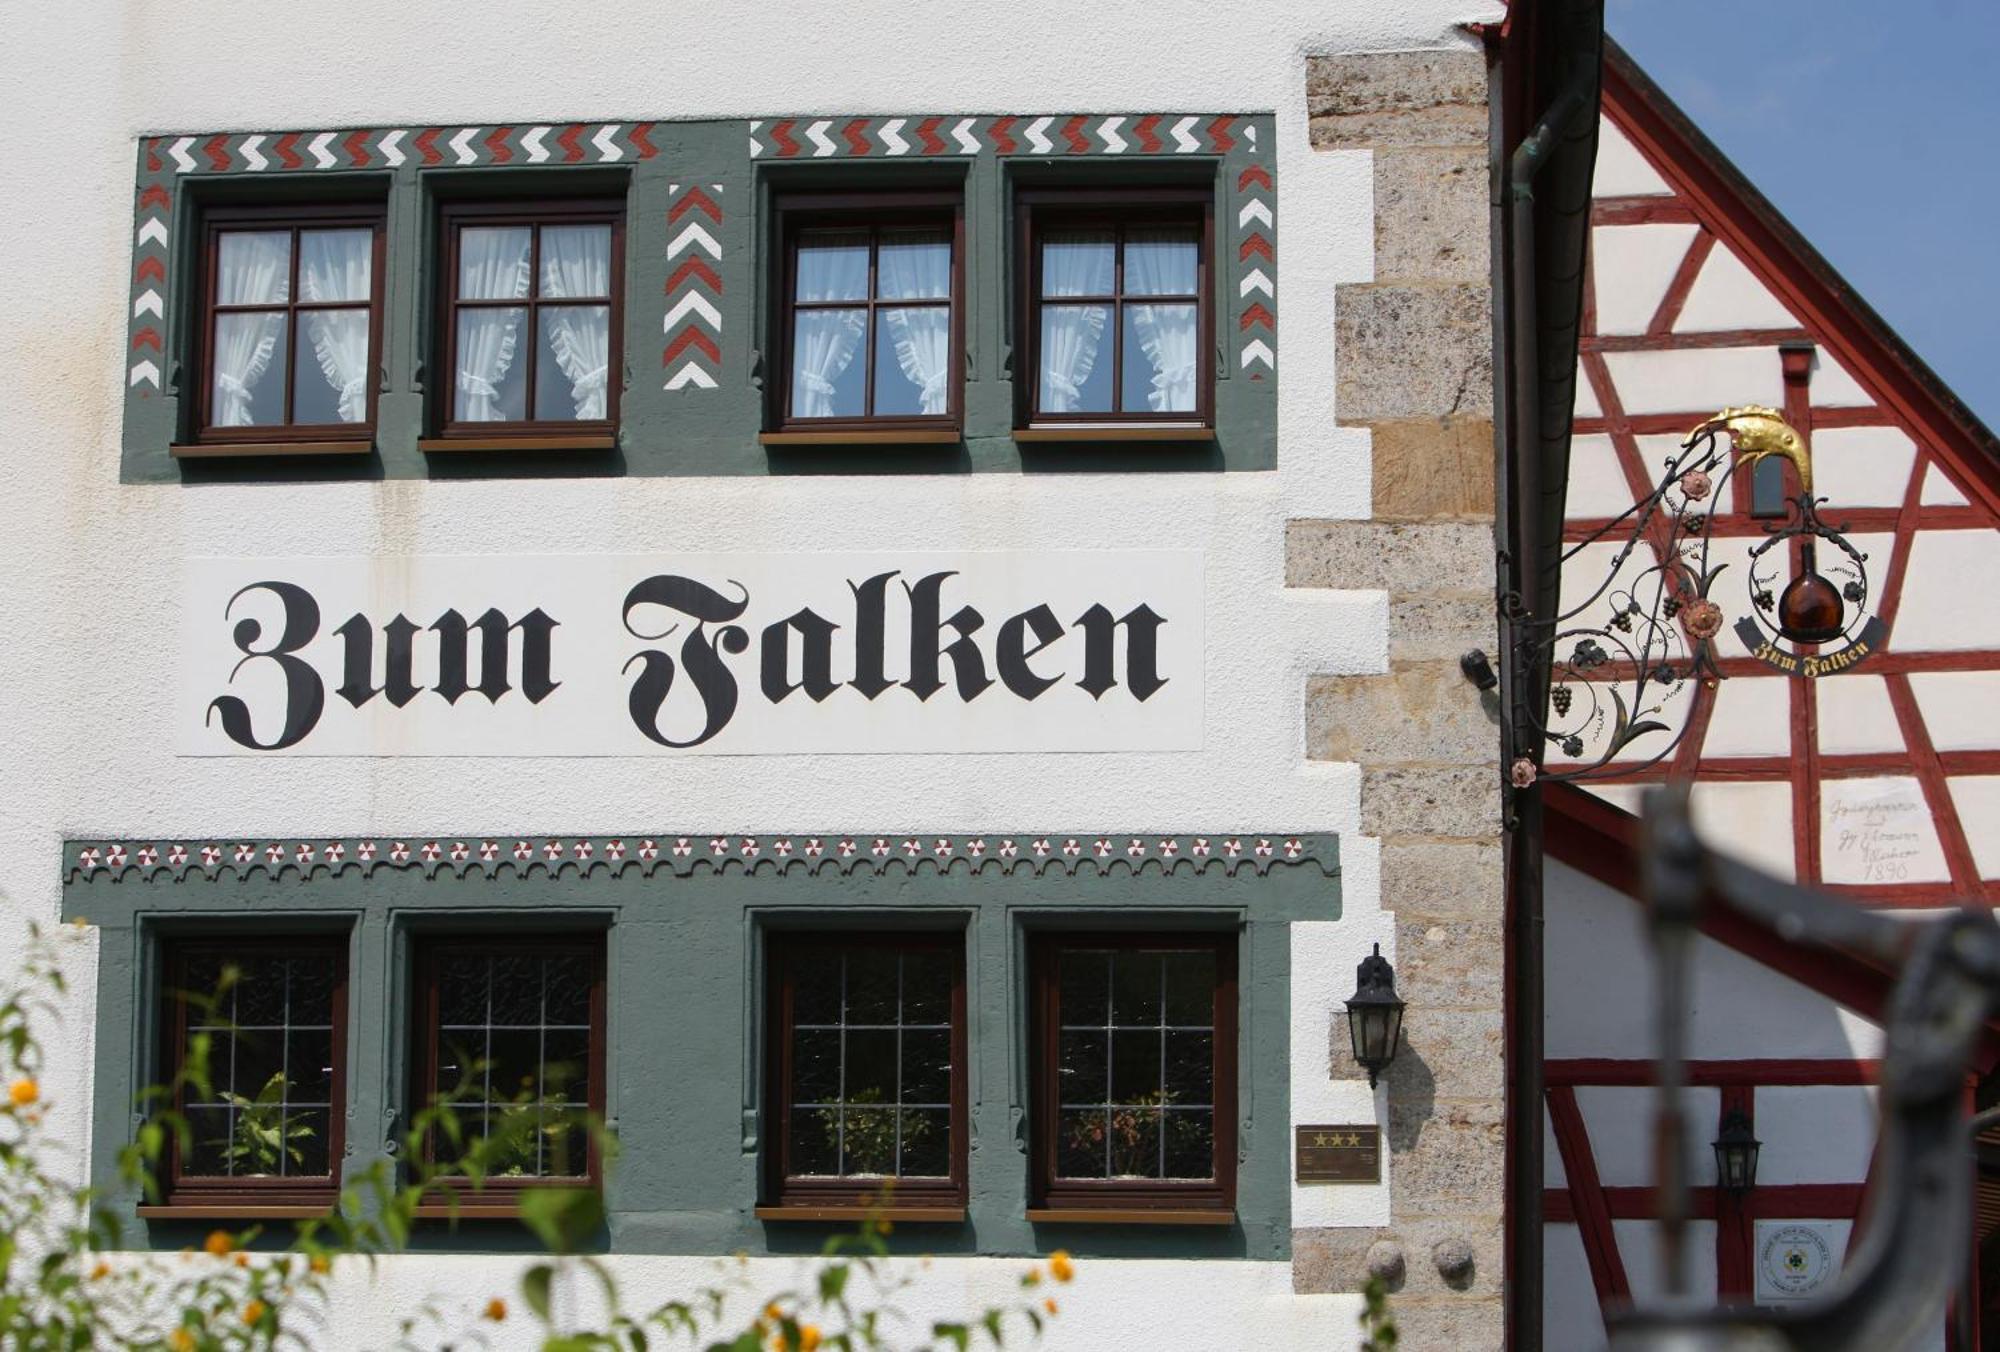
[1543,1223,1609,1351]
[1590,224,1699,335]
[1673,245,1798,334]
[0,0,1511,1340]
[1592,118,1672,198]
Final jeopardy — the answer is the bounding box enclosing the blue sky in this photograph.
[1608,0,2000,432]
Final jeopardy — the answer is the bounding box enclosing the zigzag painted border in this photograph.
[64,832,1332,883]
[663,183,724,392]
[154,124,658,176]
[1235,163,1276,379]
[747,114,1252,159]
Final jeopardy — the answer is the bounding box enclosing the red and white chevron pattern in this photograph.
[1235,163,1276,378]
[663,184,724,392]
[747,114,1250,159]
[128,170,170,394]
[155,124,658,175]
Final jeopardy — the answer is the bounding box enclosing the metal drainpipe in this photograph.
[1502,65,1592,1350]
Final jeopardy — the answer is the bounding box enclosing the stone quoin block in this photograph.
[1306,664,1497,765]
[1378,840,1505,915]
[1292,1218,1504,1298]
[1393,914,1506,1009]
[1336,282,1495,423]
[1370,415,1498,520]
[1305,49,1489,151]
[1374,147,1492,283]
[1389,592,1500,664]
[1383,1008,1507,1102]
[1383,1097,1507,1214]
[1384,1297,1505,1352]
[1360,765,1503,840]
[1285,520,1497,595]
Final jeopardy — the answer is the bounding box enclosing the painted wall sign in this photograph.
[1293,1125,1380,1184]
[179,552,1203,756]
[1755,1221,1840,1302]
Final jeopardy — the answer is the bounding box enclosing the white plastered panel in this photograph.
[1544,1225,1610,1352]
[1820,776,1950,885]
[1894,530,2000,651]
[1618,1220,1720,1305]
[1946,777,2000,877]
[1575,1086,1720,1187]
[1674,243,1798,333]
[1595,116,1673,197]
[1809,351,1874,408]
[1811,425,1916,509]
[1602,346,1784,417]
[1921,462,1971,506]
[1691,780,1797,879]
[1702,677,1792,759]
[1909,672,2000,752]
[1814,675,1903,756]
[1754,1086,1877,1186]
[1592,224,1699,335]
[1567,434,1638,519]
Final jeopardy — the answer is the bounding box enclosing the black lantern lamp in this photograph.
[1344,943,1406,1088]
[1713,1110,1761,1195]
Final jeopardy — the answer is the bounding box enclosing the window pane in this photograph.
[790,1108,839,1174]
[1163,1030,1213,1102]
[844,1028,898,1103]
[216,230,291,305]
[1057,1028,1107,1105]
[1111,1028,1162,1103]
[1125,227,1198,295]
[1163,1109,1215,1180]
[287,1109,332,1177]
[438,955,488,1026]
[288,956,335,1025]
[1111,951,1160,1026]
[1059,951,1110,1026]
[487,1028,543,1103]
[1058,1107,1108,1178]
[792,1027,841,1104]
[543,1029,591,1104]
[294,308,370,424]
[874,309,951,417]
[795,229,870,302]
[538,224,612,299]
[878,228,951,300]
[1122,304,1200,414]
[233,957,288,1026]
[902,949,953,1025]
[211,312,287,427]
[491,955,542,1025]
[299,228,372,303]
[794,960,842,1025]
[791,309,867,417]
[1038,304,1111,413]
[537,306,611,420]
[288,1029,334,1102]
[1041,229,1114,297]
[900,1108,951,1177]
[842,1106,896,1176]
[437,1031,485,1099]
[901,1028,952,1104]
[845,949,899,1024]
[545,954,593,1025]
[454,308,529,421]
[458,226,532,301]
[185,1106,233,1177]
[1108,1106,1162,1178]
[1162,952,1216,1024]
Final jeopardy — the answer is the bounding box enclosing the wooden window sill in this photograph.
[755,1204,967,1223]
[419,435,618,453]
[760,429,961,447]
[138,1202,337,1220]
[1025,1208,1235,1226]
[1014,426,1214,444]
[171,440,373,459]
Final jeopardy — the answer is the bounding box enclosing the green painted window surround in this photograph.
[63,831,1334,1259]
[121,115,1278,484]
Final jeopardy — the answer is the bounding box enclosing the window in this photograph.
[773,193,963,432]
[1017,189,1213,427]
[438,202,624,436]
[1029,933,1235,1214]
[1751,454,1789,519]
[197,207,384,442]
[159,937,348,1207]
[411,937,606,1185]
[763,935,968,1211]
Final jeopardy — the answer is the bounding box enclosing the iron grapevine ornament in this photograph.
[1514,405,1877,784]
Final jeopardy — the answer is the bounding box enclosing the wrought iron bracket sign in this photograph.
[1504,405,1878,784]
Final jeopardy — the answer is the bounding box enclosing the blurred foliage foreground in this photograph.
[0,923,1066,1351]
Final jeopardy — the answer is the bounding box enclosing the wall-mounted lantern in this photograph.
[1345,943,1406,1088]
[1712,1109,1761,1195]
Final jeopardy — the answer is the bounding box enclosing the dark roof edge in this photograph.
[1603,37,2000,482]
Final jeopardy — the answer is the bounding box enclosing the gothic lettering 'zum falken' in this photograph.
[205,572,1169,751]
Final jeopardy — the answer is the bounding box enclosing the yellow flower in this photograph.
[8,1079,38,1108]
[89,1261,110,1281]
[203,1230,234,1258]
[484,1297,508,1322]
[797,1324,822,1352]
[764,1302,783,1324]
[1022,1268,1041,1287]
[234,1253,252,1269]
[242,1299,267,1326]
[309,1255,330,1275]
[168,1330,195,1352]
[1043,1297,1059,1316]
[1048,1249,1074,1283]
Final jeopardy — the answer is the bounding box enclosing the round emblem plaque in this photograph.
[1758,1224,1834,1300]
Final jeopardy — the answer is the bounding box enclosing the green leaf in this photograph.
[819,1261,851,1303]
[522,1262,555,1321]
[519,1187,604,1256]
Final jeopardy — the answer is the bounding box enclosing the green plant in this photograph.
[0,919,1067,1350]
[213,1071,314,1176]
[1358,1274,1399,1351]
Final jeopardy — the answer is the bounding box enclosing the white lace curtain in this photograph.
[791,238,868,418]
[299,231,371,423]
[211,232,289,427]
[1038,231,1110,414]
[456,228,532,421]
[1126,228,1199,414]
[539,226,612,419]
[879,236,951,415]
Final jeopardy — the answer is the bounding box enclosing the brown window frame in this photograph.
[434,199,626,442]
[156,935,350,1211]
[194,204,387,446]
[762,932,970,1212]
[1028,931,1238,1215]
[770,191,966,435]
[1015,187,1216,430]
[408,933,609,1198]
